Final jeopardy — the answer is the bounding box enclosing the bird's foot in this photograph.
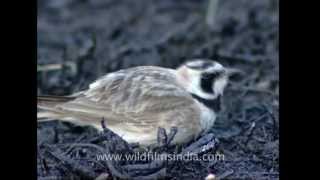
[157,127,178,147]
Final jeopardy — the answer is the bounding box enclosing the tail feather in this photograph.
[38,95,74,109]
[37,95,75,120]
[37,112,60,122]
[38,95,74,103]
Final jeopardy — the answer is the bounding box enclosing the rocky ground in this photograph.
[37,0,279,179]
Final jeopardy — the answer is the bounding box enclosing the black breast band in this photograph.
[191,94,221,112]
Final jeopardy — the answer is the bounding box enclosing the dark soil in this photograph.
[37,0,279,179]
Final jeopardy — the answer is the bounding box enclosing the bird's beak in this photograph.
[225,67,244,77]
[225,68,245,82]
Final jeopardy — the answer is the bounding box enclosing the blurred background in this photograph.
[37,0,278,179]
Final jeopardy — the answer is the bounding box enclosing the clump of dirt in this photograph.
[37,0,279,179]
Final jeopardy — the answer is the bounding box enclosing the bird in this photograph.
[38,59,232,146]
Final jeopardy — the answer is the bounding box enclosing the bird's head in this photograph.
[176,59,232,100]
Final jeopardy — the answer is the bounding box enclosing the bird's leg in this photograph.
[88,118,114,143]
[99,117,119,138]
[157,127,167,146]
[166,127,178,146]
[157,126,178,147]
[98,118,133,152]
[100,117,107,132]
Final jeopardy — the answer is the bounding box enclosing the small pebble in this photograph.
[95,173,109,180]
[205,173,216,180]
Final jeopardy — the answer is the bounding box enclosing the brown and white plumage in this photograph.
[38,60,231,146]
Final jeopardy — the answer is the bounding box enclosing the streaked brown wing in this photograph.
[56,66,199,129]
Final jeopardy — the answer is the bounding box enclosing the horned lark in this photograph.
[38,59,231,146]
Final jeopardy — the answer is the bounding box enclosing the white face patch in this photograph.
[177,68,217,99]
[206,63,222,72]
[175,66,192,89]
[186,60,205,67]
[176,60,229,100]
